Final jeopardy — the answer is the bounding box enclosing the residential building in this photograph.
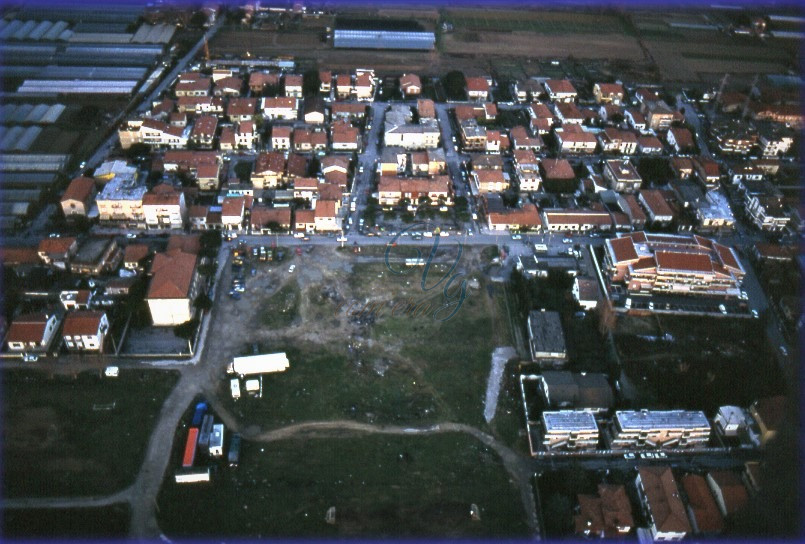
[636,467,691,541]
[314,199,340,232]
[227,97,257,122]
[510,126,543,151]
[62,310,109,352]
[252,152,286,189]
[143,184,187,229]
[123,243,151,272]
[5,312,60,352]
[189,116,218,148]
[471,169,508,193]
[292,177,320,200]
[692,157,721,191]
[385,105,440,149]
[465,76,490,101]
[711,121,757,155]
[261,97,298,120]
[574,484,634,538]
[603,232,745,297]
[175,76,210,97]
[706,471,749,519]
[146,248,200,326]
[318,70,332,93]
[542,210,613,232]
[593,82,625,105]
[37,237,78,270]
[213,76,242,97]
[540,158,576,193]
[625,108,647,132]
[639,189,675,225]
[70,237,123,276]
[610,410,711,449]
[399,73,421,96]
[235,121,258,149]
[459,118,487,152]
[695,190,736,231]
[417,99,436,120]
[59,290,93,311]
[544,79,577,102]
[118,118,188,149]
[377,176,451,207]
[335,73,352,99]
[681,474,724,535]
[250,206,291,234]
[638,135,664,155]
[643,99,676,132]
[330,103,367,121]
[294,209,315,233]
[667,127,695,153]
[556,126,597,153]
[527,310,567,364]
[555,102,584,124]
[95,173,147,228]
[284,74,303,97]
[598,128,638,155]
[757,124,794,156]
[354,73,373,100]
[332,124,361,151]
[271,126,292,150]
[304,98,326,124]
[248,72,279,94]
[742,181,790,232]
[541,411,599,451]
[486,203,542,232]
[60,176,96,218]
[749,396,785,447]
[603,159,642,193]
[572,277,602,311]
[714,406,750,438]
[513,149,542,192]
[221,196,246,231]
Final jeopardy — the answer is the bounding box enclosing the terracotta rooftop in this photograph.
[221,196,245,219]
[124,243,151,264]
[540,158,575,180]
[487,203,542,228]
[147,249,197,300]
[609,236,639,263]
[545,79,577,95]
[61,177,95,204]
[226,97,257,117]
[638,466,692,535]
[38,237,76,256]
[254,152,286,174]
[6,312,53,344]
[655,251,713,273]
[682,474,724,534]
[707,471,749,517]
[251,206,291,229]
[62,310,106,337]
[166,234,200,255]
[465,76,490,93]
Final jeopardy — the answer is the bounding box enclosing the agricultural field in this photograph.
[157,433,530,538]
[444,8,631,35]
[1,369,179,497]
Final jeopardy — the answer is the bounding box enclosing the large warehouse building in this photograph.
[333,30,435,50]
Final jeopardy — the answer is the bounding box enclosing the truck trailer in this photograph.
[228,433,242,467]
[182,428,199,468]
[226,352,290,377]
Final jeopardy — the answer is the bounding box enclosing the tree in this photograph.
[233,161,252,181]
[442,71,466,100]
[302,69,320,97]
[200,230,222,250]
[197,263,216,277]
[266,221,283,233]
[190,10,208,28]
[124,143,151,161]
[418,195,431,207]
[610,112,625,125]
[194,293,213,311]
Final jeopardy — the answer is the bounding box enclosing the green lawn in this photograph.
[157,433,530,538]
[1,369,179,497]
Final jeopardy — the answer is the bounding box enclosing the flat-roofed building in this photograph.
[541,410,599,450]
[603,159,642,193]
[527,310,567,365]
[610,410,711,449]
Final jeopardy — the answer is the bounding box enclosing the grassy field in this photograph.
[157,433,529,538]
[259,281,301,328]
[1,369,179,497]
[1,504,130,537]
[615,315,784,413]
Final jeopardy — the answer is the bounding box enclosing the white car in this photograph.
[288,264,296,273]
[22,353,39,362]
[751,309,759,318]
[648,302,654,310]
[336,236,348,242]
[439,231,449,237]
[562,238,572,244]
[293,232,305,238]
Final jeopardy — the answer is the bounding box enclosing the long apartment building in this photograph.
[610,410,711,449]
[541,410,600,451]
[603,232,745,297]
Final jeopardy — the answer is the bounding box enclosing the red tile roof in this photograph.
[226,97,257,117]
[655,251,713,273]
[545,79,577,95]
[540,159,575,180]
[221,196,245,219]
[638,467,692,535]
[6,313,53,344]
[38,237,76,256]
[62,311,106,337]
[147,249,197,299]
[487,203,542,228]
[251,206,291,229]
[0,247,40,266]
[124,243,151,264]
[61,177,95,204]
[254,152,286,174]
[707,471,749,516]
[466,76,490,93]
[682,474,724,534]
[609,236,639,263]
[315,199,337,219]
[166,234,200,255]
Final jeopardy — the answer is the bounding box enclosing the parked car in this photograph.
[288,264,296,273]
[751,309,759,318]
[22,353,39,362]
[718,304,727,314]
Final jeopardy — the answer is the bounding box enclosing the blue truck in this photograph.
[191,401,208,427]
